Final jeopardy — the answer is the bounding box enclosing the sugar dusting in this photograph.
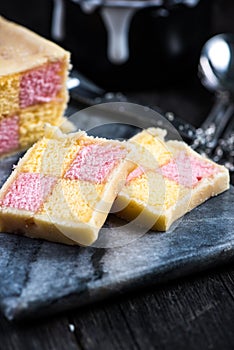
[65,143,127,183]
[1,173,57,212]
[19,62,62,108]
[0,115,19,155]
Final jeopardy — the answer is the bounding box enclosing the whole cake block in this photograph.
[0,16,71,157]
[0,125,133,245]
[114,128,230,231]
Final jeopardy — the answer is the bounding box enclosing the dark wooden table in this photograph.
[0,1,234,349]
[1,263,234,350]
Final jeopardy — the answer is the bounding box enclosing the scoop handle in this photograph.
[201,94,234,150]
[100,7,136,65]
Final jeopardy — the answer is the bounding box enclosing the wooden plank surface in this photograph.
[0,264,233,350]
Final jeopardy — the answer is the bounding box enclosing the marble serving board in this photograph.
[0,110,233,321]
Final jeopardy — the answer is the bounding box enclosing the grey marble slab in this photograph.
[0,115,233,321]
[0,157,233,321]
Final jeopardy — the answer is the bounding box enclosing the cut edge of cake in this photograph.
[0,125,134,246]
[115,128,230,231]
[0,16,72,158]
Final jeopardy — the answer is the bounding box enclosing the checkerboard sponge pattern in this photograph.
[0,17,70,157]
[0,126,133,246]
[115,128,230,231]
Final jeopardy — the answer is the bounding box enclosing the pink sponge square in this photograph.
[0,115,19,156]
[159,152,218,187]
[65,143,127,184]
[19,62,62,108]
[1,173,57,212]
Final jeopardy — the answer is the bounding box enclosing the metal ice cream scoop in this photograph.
[198,33,234,152]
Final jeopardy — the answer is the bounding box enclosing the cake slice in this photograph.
[0,125,134,246]
[114,128,230,231]
[0,16,71,157]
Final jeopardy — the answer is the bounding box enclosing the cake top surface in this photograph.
[0,16,70,76]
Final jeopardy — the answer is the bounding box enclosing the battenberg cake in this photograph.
[0,125,134,246]
[114,128,230,231]
[0,16,71,158]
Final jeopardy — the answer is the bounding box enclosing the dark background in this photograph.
[0,1,234,349]
[1,0,234,92]
[2,0,234,125]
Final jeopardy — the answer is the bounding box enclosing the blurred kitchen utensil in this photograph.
[67,69,127,105]
[196,33,234,164]
[199,33,234,95]
[52,0,212,89]
[68,69,197,143]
